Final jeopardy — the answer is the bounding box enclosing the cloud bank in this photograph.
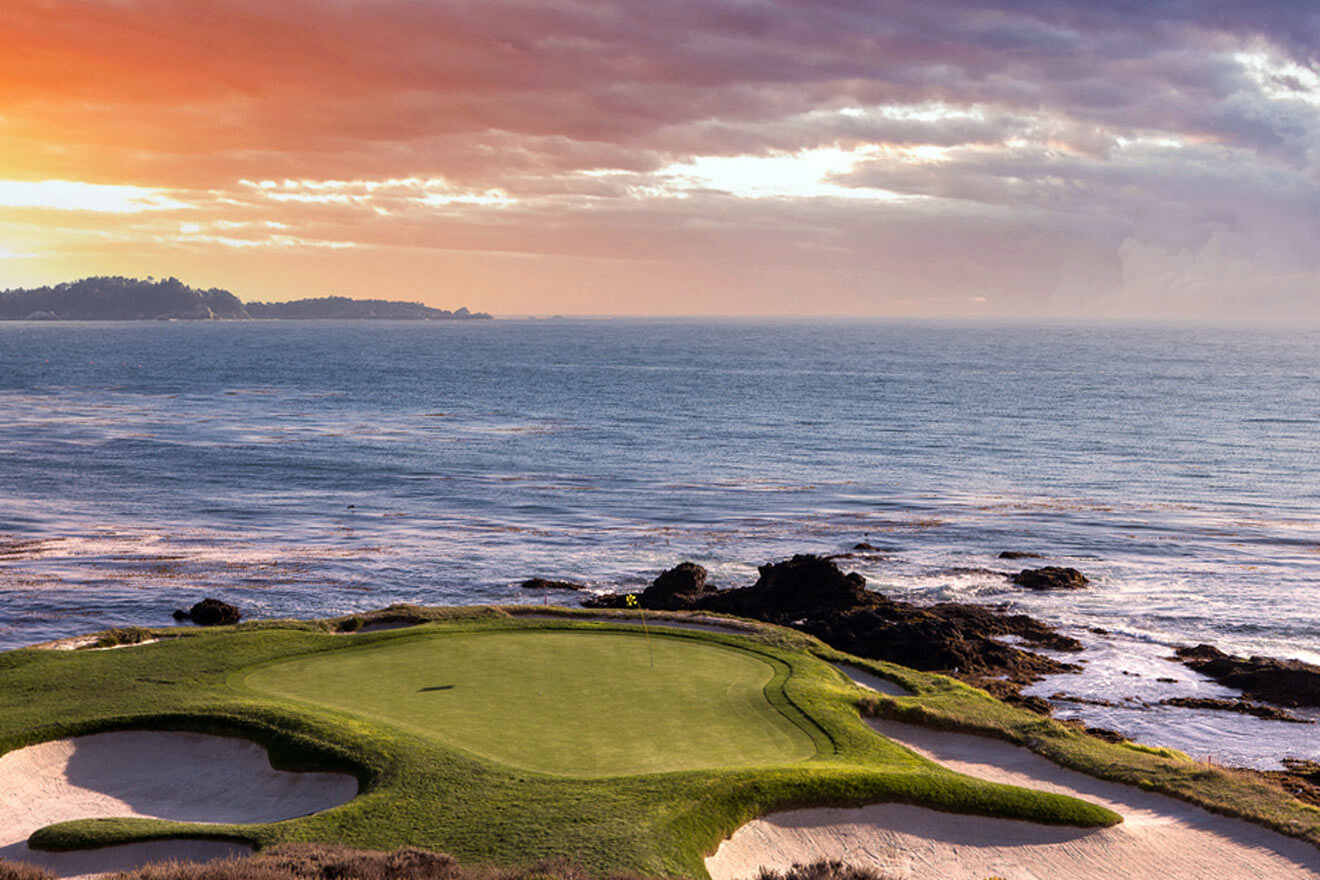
[2,0,1317,316]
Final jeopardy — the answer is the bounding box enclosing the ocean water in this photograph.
[0,318,1317,767]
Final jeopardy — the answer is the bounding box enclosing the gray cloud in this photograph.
[7,0,1320,315]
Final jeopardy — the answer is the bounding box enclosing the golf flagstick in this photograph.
[625,594,654,669]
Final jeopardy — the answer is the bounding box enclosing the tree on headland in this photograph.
[0,276,246,320]
[0,277,491,321]
[244,295,490,320]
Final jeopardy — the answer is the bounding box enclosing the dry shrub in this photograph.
[0,860,56,880]
[92,627,154,648]
[468,858,593,880]
[754,861,893,880]
[257,843,459,880]
[468,857,646,880]
[95,847,665,880]
[102,844,458,880]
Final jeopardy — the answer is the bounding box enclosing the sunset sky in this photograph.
[2,1,1317,317]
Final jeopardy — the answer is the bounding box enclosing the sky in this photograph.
[1,0,1317,318]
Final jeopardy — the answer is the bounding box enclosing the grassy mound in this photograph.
[1,612,1119,878]
[245,630,815,776]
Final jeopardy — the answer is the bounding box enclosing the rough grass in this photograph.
[1,612,1119,879]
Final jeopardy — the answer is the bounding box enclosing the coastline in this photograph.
[12,551,1320,774]
[2,606,1318,880]
[4,319,1318,778]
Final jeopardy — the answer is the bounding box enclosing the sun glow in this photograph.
[0,180,189,213]
[1235,50,1320,105]
[238,178,516,208]
[657,147,907,200]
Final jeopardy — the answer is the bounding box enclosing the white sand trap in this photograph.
[33,635,160,652]
[707,718,1320,880]
[831,663,913,697]
[0,730,359,877]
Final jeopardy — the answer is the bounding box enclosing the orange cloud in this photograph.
[1,0,1318,317]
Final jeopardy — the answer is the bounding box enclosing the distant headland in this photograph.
[0,276,492,321]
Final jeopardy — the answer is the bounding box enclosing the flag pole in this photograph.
[626,594,654,669]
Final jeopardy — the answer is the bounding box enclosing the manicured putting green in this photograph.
[244,629,817,777]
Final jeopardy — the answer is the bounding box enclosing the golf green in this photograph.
[244,628,818,776]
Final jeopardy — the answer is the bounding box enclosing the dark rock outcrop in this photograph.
[700,555,868,618]
[581,562,713,610]
[520,578,586,591]
[998,551,1043,560]
[1173,644,1320,708]
[1050,692,1122,708]
[588,554,1082,698]
[1160,696,1312,723]
[1011,566,1089,590]
[640,561,711,609]
[1084,726,1127,743]
[173,597,241,626]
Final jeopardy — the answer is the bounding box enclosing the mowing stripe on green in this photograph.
[244,629,818,776]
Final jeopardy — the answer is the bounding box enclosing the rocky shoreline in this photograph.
[1173,644,1320,709]
[573,552,1320,797]
[584,554,1084,713]
[55,548,1320,807]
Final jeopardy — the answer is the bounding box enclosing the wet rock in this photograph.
[1011,566,1089,590]
[580,593,629,609]
[853,542,879,551]
[581,562,711,610]
[640,561,711,610]
[1005,694,1054,715]
[998,551,1043,560]
[174,597,241,626]
[1050,692,1122,708]
[1173,644,1320,708]
[702,554,868,618]
[589,554,1083,699]
[520,577,586,591]
[1085,726,1128,743]
[1160,696,1313,723]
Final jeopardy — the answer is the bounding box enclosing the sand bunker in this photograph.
[707,718,1320,880]
[831,663,912,696]
[0,730,359,877]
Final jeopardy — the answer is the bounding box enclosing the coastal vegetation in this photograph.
[2,606,1318,879]
[0,611,1119,878]
[0,277,491,321]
